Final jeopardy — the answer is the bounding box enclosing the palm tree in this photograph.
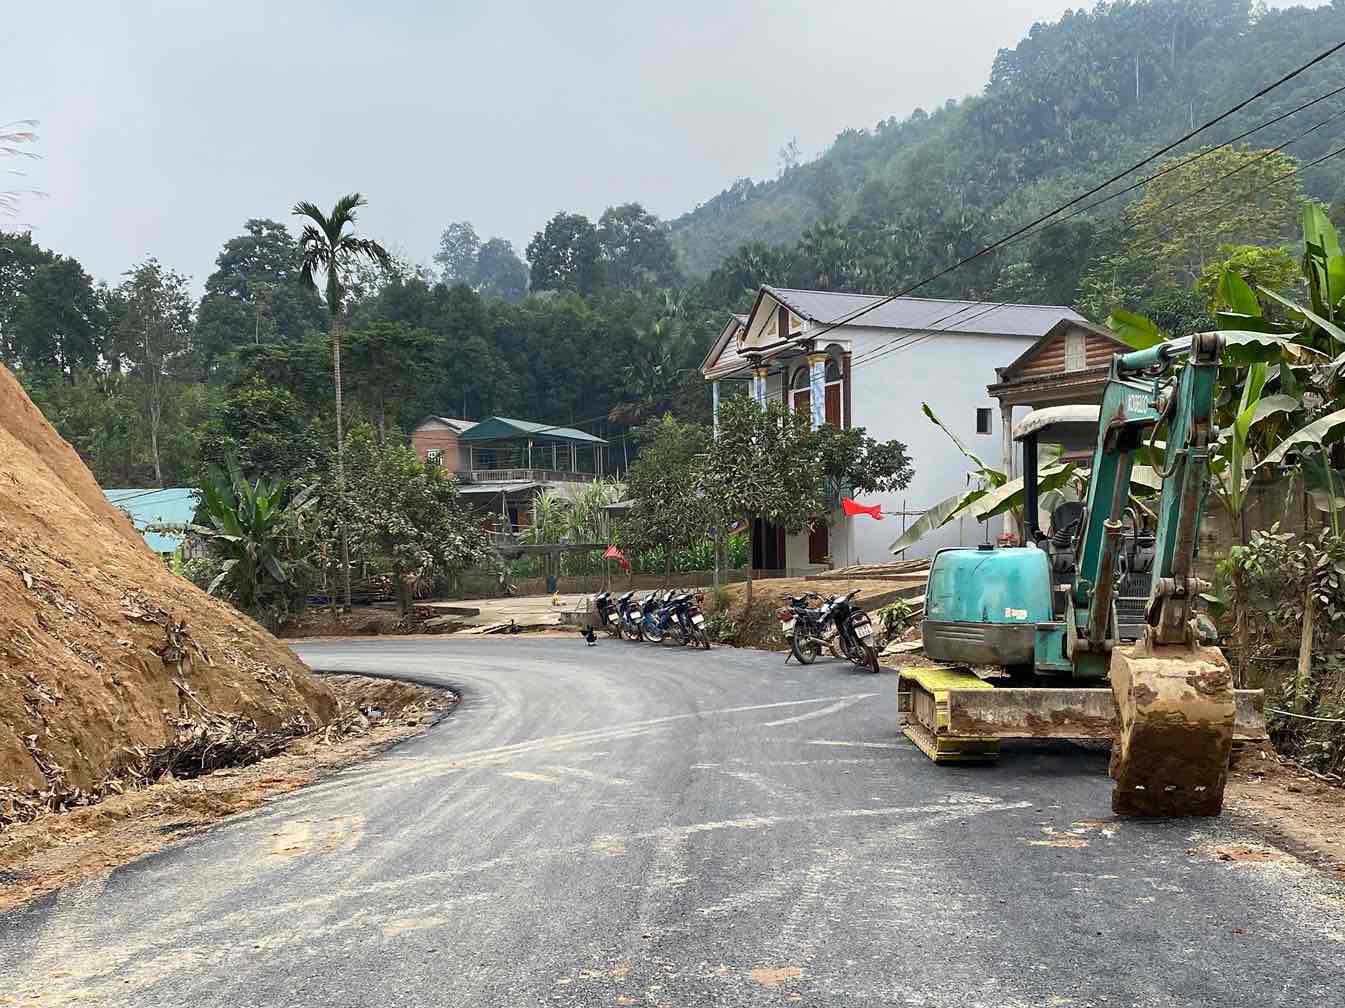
[293,193,390,611]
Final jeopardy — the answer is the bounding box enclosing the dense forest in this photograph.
[3,0,1345,489]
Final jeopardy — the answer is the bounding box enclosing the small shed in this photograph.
[104,487,200,558]
[986,318,1129,479]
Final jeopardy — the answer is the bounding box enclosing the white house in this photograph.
[701,286,1085,572]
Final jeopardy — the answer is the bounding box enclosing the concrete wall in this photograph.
[845,327,1037,561]
[411,422,467,470]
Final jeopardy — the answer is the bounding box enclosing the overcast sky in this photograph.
[5,0,1330,289]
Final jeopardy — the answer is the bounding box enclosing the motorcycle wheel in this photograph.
[690,626,711,650]
[847,641,880,673]
[643,622,664,644]
[791,630,818,664]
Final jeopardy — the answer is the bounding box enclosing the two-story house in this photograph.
[410,415,609,531]
[702,286,1085,572]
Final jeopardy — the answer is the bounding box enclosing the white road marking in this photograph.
[805,739,906,750]
[760,695,872,727]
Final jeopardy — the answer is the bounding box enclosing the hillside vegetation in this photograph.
[671,0,1345,291]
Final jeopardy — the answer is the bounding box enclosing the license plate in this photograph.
[691,614,705,626]
[781,619,795,633]
[607,612,618,623]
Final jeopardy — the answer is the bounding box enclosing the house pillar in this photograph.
[1001,402,1019,541]
[527,439,534,470]
[751,365,770,405]
[807,352,826,429]
[711,380,721,440]
[571,443,577,473]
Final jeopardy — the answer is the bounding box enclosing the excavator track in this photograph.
[898,664,1263,816]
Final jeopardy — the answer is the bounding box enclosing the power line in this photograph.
[797,40,1345,346]
[847,116,1345,372]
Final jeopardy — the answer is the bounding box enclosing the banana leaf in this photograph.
[1217,329,1325,365]
[1217,270,1261,317]
[1257,287,1345,347]
[970,463,1078,522]
[889,486,989,554]
[1259,407,1345,468]
[1108,309,1166,350]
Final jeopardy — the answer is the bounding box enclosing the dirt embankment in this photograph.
[0,674,454,911]
[0,364,337,823]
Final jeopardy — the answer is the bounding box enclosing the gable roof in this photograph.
[104,487,199,554]
[758,286,1085,340]
[996,317,1128,382]
[459,416,607,445]
[701,314,749,379]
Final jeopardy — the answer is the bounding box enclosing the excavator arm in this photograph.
[1078,331,1239,816]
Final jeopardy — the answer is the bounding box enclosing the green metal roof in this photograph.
[459,416,607,445]
[104,488,199,554]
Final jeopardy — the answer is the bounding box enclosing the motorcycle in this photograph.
[671,591,711,649]
[641,590,684,644]
[590,591,623,638]
[615,590,643,640]
[778,589,879,673]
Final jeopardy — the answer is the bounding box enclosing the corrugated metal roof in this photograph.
[765,287,1084,338]
[460,416,607,445]
[104,488,199,554]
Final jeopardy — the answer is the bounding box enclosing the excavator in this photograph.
[899,331,1268,817]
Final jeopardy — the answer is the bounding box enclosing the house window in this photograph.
[976,408,992,435]
[1064,329,1087,371]
[426,448,443,466]
[824,357,843,427]
[790,366,811,422]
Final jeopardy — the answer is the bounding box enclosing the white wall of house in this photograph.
[843,326,1037,562]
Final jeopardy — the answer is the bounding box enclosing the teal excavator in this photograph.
[899,331,1268,817]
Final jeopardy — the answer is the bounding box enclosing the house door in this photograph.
[808,521,829,565]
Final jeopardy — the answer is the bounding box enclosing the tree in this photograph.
[344,320,437,439]
[197,380,321,482]
[474,237,528,302]
[341,426,491,614]
[810,424,914,501]
[196,456,319,630]
[608,315,696,426]
[620,414,711,580]
[526,212,601,293]
[1195,243,1300,314]
[115,259,195,485]
[196,219,325,370]
[293,193,391,611]
[434,221,481,285]
[701,396,823,600]
[597,203,680,290]
[7,255,104,375]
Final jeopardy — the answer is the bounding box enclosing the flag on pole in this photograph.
[603,545,630,571]
[841,497,884,520]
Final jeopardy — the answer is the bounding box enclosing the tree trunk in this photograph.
[396,568,412,617]
[332,312,352,612]
[1296,579,1314,713]
[744,515,754,606]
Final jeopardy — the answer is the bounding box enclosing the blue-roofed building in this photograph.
[104,488,200,557]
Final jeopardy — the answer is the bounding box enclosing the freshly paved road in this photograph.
[3,638,1343,1007]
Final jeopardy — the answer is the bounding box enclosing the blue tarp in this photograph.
[104,488,200,555]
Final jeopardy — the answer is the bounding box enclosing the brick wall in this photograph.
[412,426,463,471]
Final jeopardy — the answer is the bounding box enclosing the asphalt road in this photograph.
[3,637,1343,1007]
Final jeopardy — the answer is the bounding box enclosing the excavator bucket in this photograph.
[898,665,1264,815]
[1107,641,1236,817]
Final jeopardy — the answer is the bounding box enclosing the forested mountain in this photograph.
[4,0,1345,491]
[671,0,1345,284]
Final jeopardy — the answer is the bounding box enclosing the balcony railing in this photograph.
[459,467,597,484]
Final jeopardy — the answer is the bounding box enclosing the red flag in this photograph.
[841,497,884,520]
[603,545,630,571]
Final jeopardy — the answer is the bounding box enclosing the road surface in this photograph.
[2,637,1343,1006]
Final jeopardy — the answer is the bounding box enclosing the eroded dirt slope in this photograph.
[0,364,336,820]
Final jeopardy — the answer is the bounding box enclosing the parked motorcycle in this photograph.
[640,590,682,644]
[615,590,643,640]
[591,591,623,638]
[778,589,879,673]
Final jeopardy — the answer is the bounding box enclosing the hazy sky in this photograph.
[6,0,1331,289]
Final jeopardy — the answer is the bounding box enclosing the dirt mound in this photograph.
[0,364,336,822]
